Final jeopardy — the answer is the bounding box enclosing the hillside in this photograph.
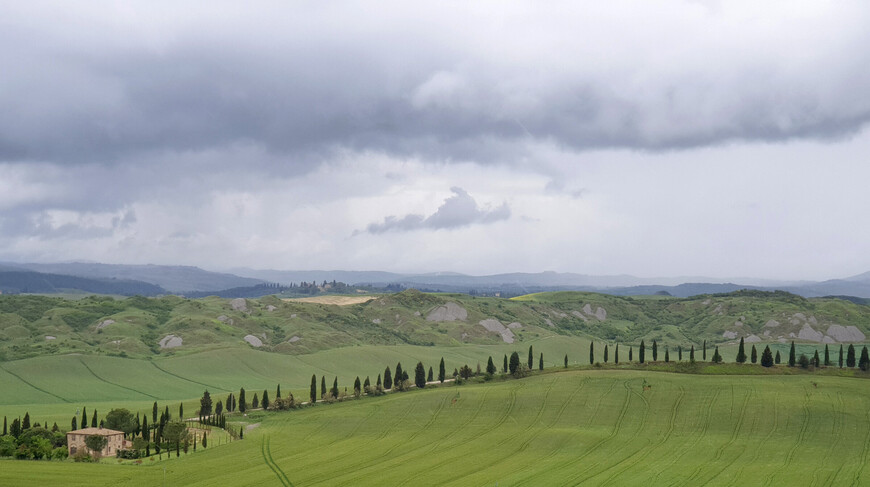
[0,289,869,362]
[0,271,164,296]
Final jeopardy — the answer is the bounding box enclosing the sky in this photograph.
[1,1,870,280]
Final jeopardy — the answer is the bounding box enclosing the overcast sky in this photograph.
[2,1,869,280]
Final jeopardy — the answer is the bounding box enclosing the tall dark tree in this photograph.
[736,337,747,363]
[152,402,157,423]
[528,346,534,369]
[331,377,339,398]
[395,363,404,385]
[439,357,446,383]
[261,390,270,410]
[239,388,247,413]
[377,374,382,387]
[712,346,723,363]
[629,346,633,362]
[750,344,758,364]
[354,377,362,396]
[415,362,426,388]
[678,346,683,361]
[384,367,393,390]
[503,354,509,373]
[310,374,318,404]
[664,347,670,363]
[141,416,147,438]
[589,342,594,365]
[860,346,870,371]
[486,356,497,375]
[824,345,831,366]
[82,407,88,431]
[813,350,821,368]
[614,343,619,364]
[839,345,844,368]
[70,416,76,432]
[200,390,213,418]
[604,344,609,363]
[847,344,857,368]
[761,346,774,367]
[509,351,520,374]
[23,412,30,430]
[789,342,797,367]
[689,345,696,362]
[252,393,259,409]
[639,340,645,363]
[539,353,544,370]
[91,409,97,428]
[321,376,327,397]
[703,340,707,361]
[428,366,434,382]
[652,340,658,361]
[276,384,281,399]
[364,376,371,389]
[564,354,568,368]
[775,350,781,364]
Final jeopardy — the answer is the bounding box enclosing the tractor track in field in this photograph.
[824,392,847,486]
[683,387,727,484]
[813,392,843,486]
[261,435,293,487]
[148,361,228,392]
[576,380,654,486]
[600,384,685,486]
[728,391,778,486]
[0,363,72,403]
[650,387,720,485]
[282,401,384,466]
[763,387,811,487]
[852,406,870,484]
[78,358,159,399]
[705,386,753,484]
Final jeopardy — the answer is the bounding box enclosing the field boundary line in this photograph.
[0,363,72,403]
[78,357,159,399]
[148,360,229,392]
[261,435,293,487]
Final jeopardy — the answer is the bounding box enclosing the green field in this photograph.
[4,369,870,485]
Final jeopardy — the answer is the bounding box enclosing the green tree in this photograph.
[847,344,857,368]
[589,342,594,365]
[353,377,362,396]
[564,354,568,368]
[775,350,781,364]
[104,408,136,435]
[91,409,97,428]
[789,341,797,367]
[163,420,188,457]
[614,344,619,364]
[331,377,339,398]
[736,337,746,363]
[276,384,281,399]
[798,354,810,369]
[415,362,426,388]
[503,354,508,373]
[377,374,382,387]
[629,346,633,362]
[824,345,831,366]
[860,346,870,371]
[239,388,246,413]
[84,435,108,458]
[200,390,213,418]
[252,393,259,409]
[428,366,434,382]
[439,357,446,383]
[364,376,371,389]
[664,347,670,363]
[712,346,723,363]
[604,344,609,363]
[703,340,707,361]
[80,407,87,432]
[152,402,157,423]
[539,353,544,370]
[639,340,645,363]
[652,340,658,361]
[509,351,520,374]
[840,345,844,368]
[23,412,30,430]
[261,390,270,410]
[486,356,497,375]
[310,374,317,404]
[179,403,183,420]
[689,345,694,362]
[384,367,393,390]
[528,346,534,369]
[395,363,404,386]
[761,345,774,367]
[750,344,757,364]
[70,416,76,432]
[813,350,821,368]
[321,376,327,398]
[678,346,683,361]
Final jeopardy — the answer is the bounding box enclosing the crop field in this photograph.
[4,369,870,486]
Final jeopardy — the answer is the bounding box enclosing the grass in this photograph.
[4,368,870,485]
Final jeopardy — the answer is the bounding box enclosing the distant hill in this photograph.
[0,271,164,296]
[9,263,263,293]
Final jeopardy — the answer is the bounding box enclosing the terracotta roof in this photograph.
[67,427,124,435]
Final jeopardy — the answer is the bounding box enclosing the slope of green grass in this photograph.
[4,369,870,485]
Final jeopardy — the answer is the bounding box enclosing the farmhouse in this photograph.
[66,427,128,457]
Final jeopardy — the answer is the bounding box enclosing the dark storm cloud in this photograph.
[2,2,870,170]
[363,187,510,234]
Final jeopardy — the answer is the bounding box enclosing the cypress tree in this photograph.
[824,345,831,366]
[604,344,609,363]
[439,357,446,383]
[509,351,520,374]
[152,402,157,423]
[321,376,327,397]
[261,390,269,410]
[839,345,844,368]
[539,353,544,370]
[486,356,497,375]
[761,345,773,367]
[503,354,508,373]
[81,407,88,431]
[712,346,722,363]
[564,354,568,368]
[652,340,658,361]
[91,409,97,428]
[813,350,821,368]
[239,388,246,413]
[354,377,362,396]
[395,363,404,385]
[276,384,281,399]
[589,342,594,365]
[331,377,339,398]
[689,345,695,362]
[252,393,259,409]
[415,362,426,388]
[141,416,148,438]
[22,412,30,430]
[310,374,317,404]
[384,367,393,390]
[750,344,757,364]
[614,343,619,364]
[639,340,645,363]
[847,344,856,368]
[736,337,746,363]
[528,346,534,369]
[664,347,669,363]
[364,376,371,390]
[428,366,434,382]
[678,346,683,361]
[69,416,75,432]
[789,342,796,367]
[377,374,382,387]
[629,346,633,362]
[703,340,707,361]
[860,346,870,371]
[775,350,781,364]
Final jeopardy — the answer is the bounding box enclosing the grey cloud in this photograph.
[364,187,510,234]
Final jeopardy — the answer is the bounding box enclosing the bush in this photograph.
[116,449,141,459]
[72,449,94,462]
[512,364,530,379]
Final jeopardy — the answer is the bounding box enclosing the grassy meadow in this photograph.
[4,369,870,485]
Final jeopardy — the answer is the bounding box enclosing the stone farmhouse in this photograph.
[66,427,128,457]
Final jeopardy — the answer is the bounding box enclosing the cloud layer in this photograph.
[363,187,510,234]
